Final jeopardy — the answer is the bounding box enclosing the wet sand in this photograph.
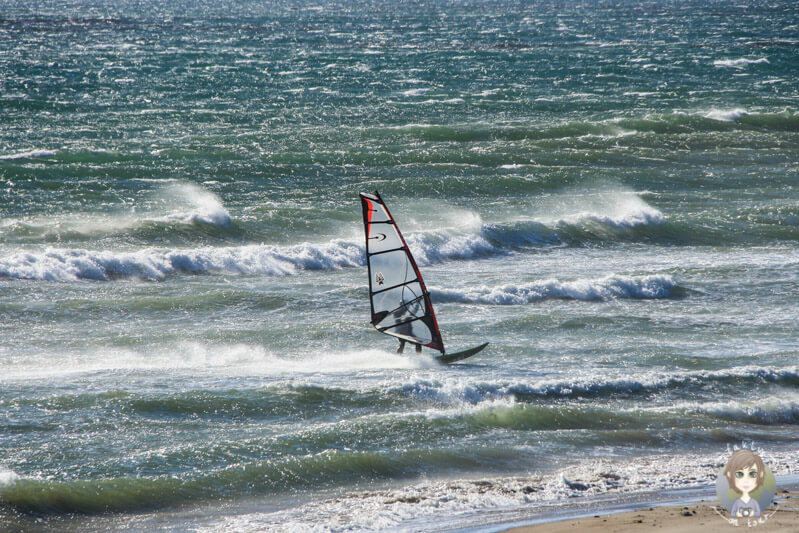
[503,490,799,533]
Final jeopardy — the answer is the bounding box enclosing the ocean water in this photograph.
[1,0,798,530]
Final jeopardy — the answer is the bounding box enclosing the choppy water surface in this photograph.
[1,0,798,530]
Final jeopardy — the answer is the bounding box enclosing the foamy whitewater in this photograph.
[2,0,798,531]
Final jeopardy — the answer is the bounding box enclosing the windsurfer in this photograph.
[396,339,422,354]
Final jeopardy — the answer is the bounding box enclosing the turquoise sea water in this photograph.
[1,0,798,530]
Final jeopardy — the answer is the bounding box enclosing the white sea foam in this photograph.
[395,379,508,406]
[383,122,434,131]
[16,352,794,395]
[674,395,799,424]
[432,274,678,304]
[559,203,664,228]
[704,108,749,122]
[407,232,498,265]
[713,57,769,68]
[161,183,232,227]
[0,223,504,281]
[401,88,430,96]
[531,188,665,231]
[578,127,638,141]
[412,98,465,105]
[0,343,433,381]
[391,366,799,407]
[0,470,20,489]
[0,149,57,160]
[0,240,364,281]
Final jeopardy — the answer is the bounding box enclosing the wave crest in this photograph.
[0,470,20,489]
[0,226,502,281]
[160,183,231,228]
[0,241,364,281]
[0,149,57,160]
[684,396,799,425]
[407,231,499,264]
[713,57,769,68]
[392,366,799,405]
[432,275,679,304]
[704,108,749,122]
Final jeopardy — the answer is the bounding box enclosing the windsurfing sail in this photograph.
[360,191,445,354]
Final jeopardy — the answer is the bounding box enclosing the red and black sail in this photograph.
[360,191,445,354]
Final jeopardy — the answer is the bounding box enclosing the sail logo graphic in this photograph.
[714,449,777,527]
[375,272,385,286]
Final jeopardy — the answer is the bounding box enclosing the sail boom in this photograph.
[367,246,407,257]
[376,315,426,333]
[371,278,421,296]
[381,294,424,319]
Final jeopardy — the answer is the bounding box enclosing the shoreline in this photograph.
[501,492,799,532]
[3,474,799,532]
[489,480,799,533]
[436,474,799,533]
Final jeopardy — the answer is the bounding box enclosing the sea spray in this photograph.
[160,183,232,228]
[0,470,20,492]
[704,108,749,122]
[713,57,769,68]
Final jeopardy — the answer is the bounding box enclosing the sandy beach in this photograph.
[504,491,799,533]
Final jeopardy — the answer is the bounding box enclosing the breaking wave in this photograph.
[0,216,676,280]
[0,149,57,160]
[406,231,498,264]
[159,183,232,228]
[703,108,749,122]
[482,194,668,248]
[0,470,20,489]
[0,450,415,515]
[0,189,687,282]
[0,182,233,247]
[713,57,769,68]
[392,366,799,405]
[560,206,664,228]
[0,241,364,281]
[679,396,799,425]
[432,275,681,304]
[0,221,504,281]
